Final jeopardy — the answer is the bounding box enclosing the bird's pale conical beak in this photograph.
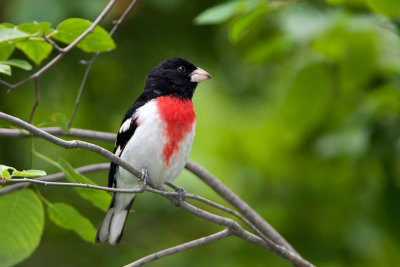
[190,68,212,83]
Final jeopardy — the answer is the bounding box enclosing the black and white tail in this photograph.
[95,193,135,245]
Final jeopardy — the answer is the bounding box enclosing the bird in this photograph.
[95,58,211,245]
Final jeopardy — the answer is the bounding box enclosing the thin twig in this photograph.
[4,178,146,193]
[125,229,232,267]
[29,77,40,123]
[68,0,139,128]
[0,163,109,196]
[1,0,117,93]
[42,33,64,53]
[68,54,98,128]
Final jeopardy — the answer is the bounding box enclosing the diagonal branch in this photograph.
[2,177,146,193]
[125,229,232,267]
[0,0,117,93]
[185,161,298,255]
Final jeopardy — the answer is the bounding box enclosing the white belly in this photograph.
[116,99,195,189]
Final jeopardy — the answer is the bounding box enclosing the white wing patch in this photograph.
[119,118,132,133]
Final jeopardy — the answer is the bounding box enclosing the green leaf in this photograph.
[0,164,46,178]
[12,169,46,178]
[367,0,400,17]
[1,169,11,179]
[0,42,16,60]
[0,64,11,75]
[52,18,115,53]
[16,39,52,65]
[0,28,30,43]
[0,59,32,70]
[0,165,15,179]
[279,62,332,138]
[0,189,44,267]
[194,1,246,25]
[47,202,96,243]
[40,112,71,133]
[0,164,16,173]
[229,6,269,43]
[17,22,52,35]
[58,158,111,211]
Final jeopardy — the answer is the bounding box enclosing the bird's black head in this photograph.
[145,58,211,100]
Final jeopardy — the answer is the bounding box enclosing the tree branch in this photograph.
[0,0,117,93]
[125,229,232,267]
[3,177,146,193]
[185,161,298,255]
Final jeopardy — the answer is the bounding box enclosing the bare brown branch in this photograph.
[125,229,232,267]
[185,161,298,255]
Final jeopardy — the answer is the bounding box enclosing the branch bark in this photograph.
[125,229,232,267]
[185,161,298,255]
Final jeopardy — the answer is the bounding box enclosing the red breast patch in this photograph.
[156,96,196,166]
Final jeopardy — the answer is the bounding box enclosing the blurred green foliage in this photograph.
[1,0,400,266]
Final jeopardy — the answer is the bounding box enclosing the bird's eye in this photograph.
[177,66,185,73]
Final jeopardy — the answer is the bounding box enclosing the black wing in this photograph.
[108,92,156,188]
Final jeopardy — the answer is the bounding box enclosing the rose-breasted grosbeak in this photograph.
[95,58,211,245]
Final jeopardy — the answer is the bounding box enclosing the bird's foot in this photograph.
[166,182,186,201]
[139,168,149,186]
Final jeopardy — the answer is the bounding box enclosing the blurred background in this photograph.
[1,0,400,266]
